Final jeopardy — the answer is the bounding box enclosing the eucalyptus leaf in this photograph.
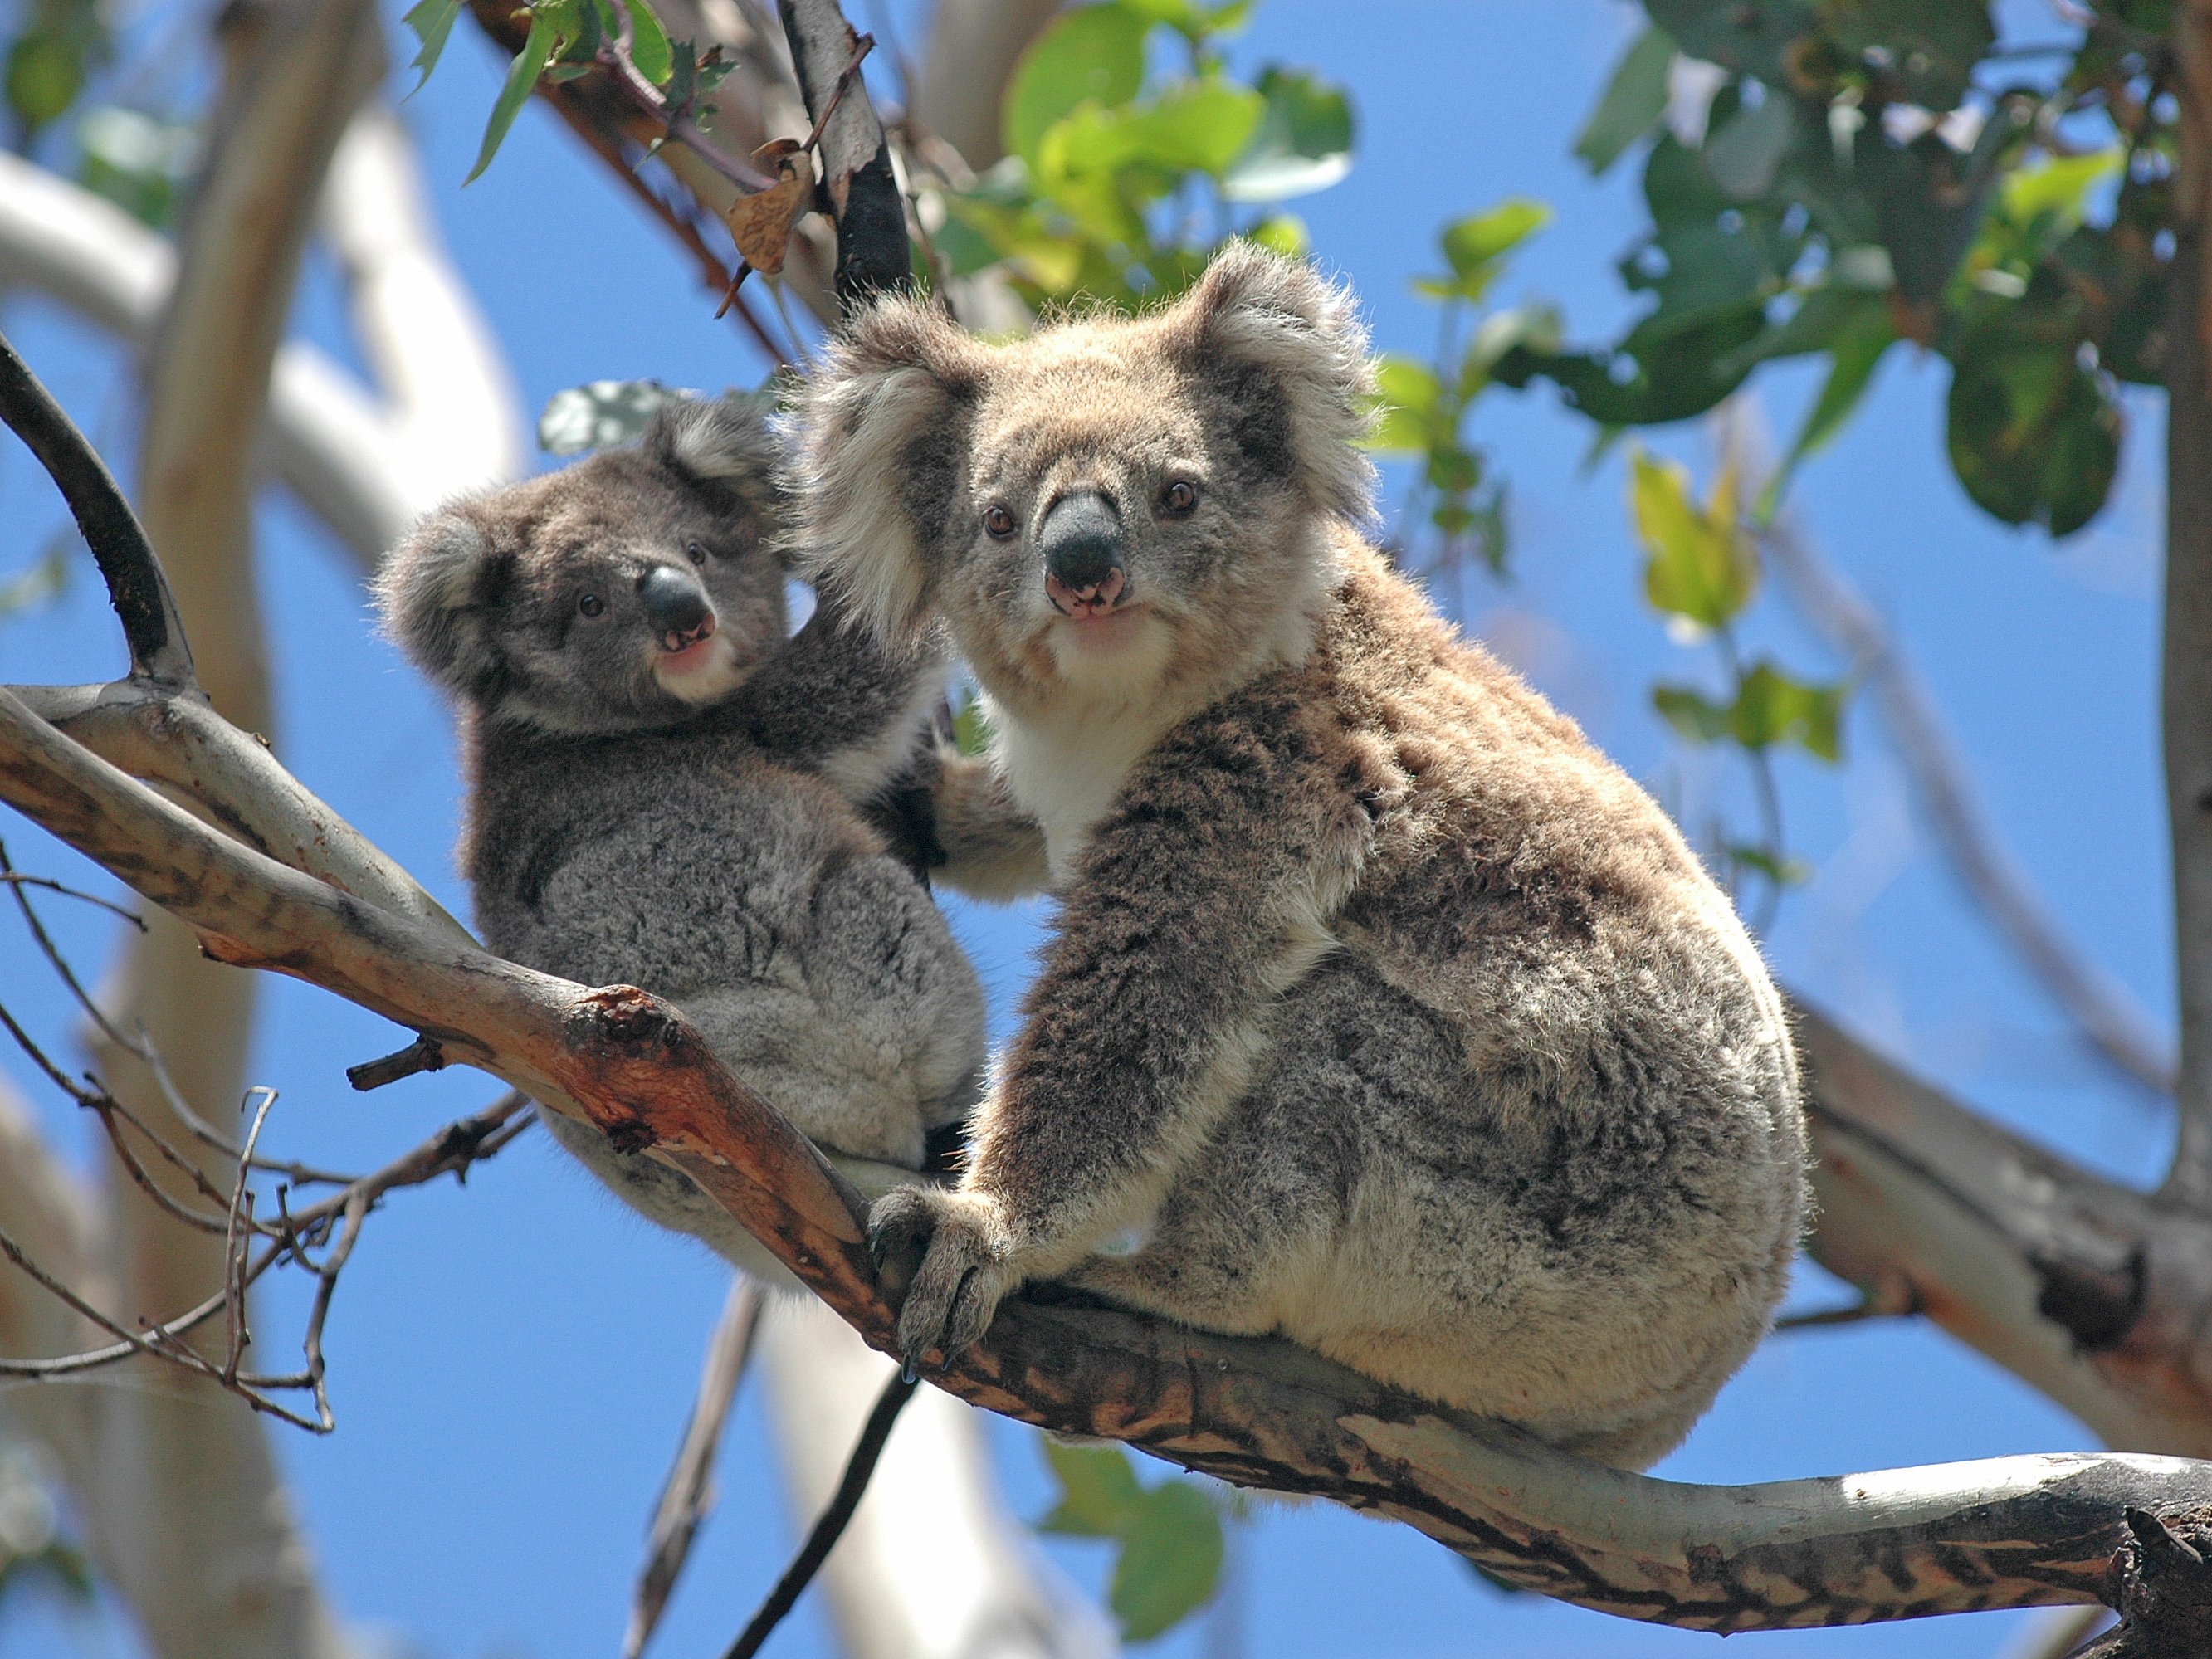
[1037,1442,1143,1538]
[537,379,694,454]
[402,0,465,95]
[1222,66,1352,202]
[1109,1481,1224,1642]
[1629,449,1755,627]
[1574,23,1672,176]
[467,6,562,183]
[1003,4,1147,169]
[623,0,673,85]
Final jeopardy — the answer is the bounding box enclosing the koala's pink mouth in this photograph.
[657,632,721,676]
[1045,566,1127,619]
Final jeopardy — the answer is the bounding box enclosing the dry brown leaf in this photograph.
[725,139,813,278]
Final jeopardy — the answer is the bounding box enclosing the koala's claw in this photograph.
[867,1186,1018,1369]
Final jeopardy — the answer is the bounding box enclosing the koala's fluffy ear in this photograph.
[647,393,781,508]
[789,299,988,643]
[373,510,505,696]
[1165,241,1377,526]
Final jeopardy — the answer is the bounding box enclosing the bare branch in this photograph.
[321,102,524,510]
[626,1277,764,1659]
[1796,1003,2212,1455]
[758,1295,1114,1659]
[724,1369,916,1659]
[0,146,430,564]
[0,333,192,687]
[779,0,909,303]
[1716,399,2175,1099]
[2164,8,2212,1203]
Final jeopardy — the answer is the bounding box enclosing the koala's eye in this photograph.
[1160,480,1199,518]
[983,504,1018,539]
[686,541,708,565]
[578,593,606,618]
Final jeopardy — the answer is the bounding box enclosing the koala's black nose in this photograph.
[638,565,715,647]
[1039,492,1126,610]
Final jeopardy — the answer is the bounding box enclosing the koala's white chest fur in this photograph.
[989,692,1181,880]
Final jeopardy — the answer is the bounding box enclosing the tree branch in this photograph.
[758,1295,1116,1659]
[0,334,192,688]
[1712,398,2175,1100]
[320,101,524,514]
[1795,1003,2212,1456]
[0,146,447,565]
[2164,4,2212,1203]
[624,1276,764,1659]
[778,0,909,303]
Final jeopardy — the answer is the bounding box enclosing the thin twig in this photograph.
[625,1277,766,1659]
[598,37,779,193]
[798,33,873,156]
[0,870,143,925]
[720,1368,917,1659]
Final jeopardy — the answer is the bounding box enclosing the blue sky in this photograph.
[0,1,2177,1655]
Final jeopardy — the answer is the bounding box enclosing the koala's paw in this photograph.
[867,1185,1018,1377]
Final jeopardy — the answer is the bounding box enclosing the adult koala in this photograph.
[377,396,1000,1277]
[791,245,1808,1468]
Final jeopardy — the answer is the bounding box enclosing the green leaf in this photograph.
[5,24,88,136]
[950,697,993,758]
[467,5,563,183]
[1221,66,1352,202]
[1364,355,1443,455]
[623,0,673,85]
[402,0,464,95]
[1945,339,2122,537]
[1003,4,1148,169]
[1043,77,1263,183]
[1726,842,1811,886]
[0,544,69,622]
[1628,449,1756,627]
[537,379,692,453]
[1820,0,1995,112]
[1038,1442,1143,1538]
[1702,90,1795,202]
[1653,683,1735,744]
[1730,661,1844,759]
[1415,198,1550,304]
[1756,298,1895,518]
[1574,24,1672,176]
[1999,149,2122,232]
[1109,1481,1224,1642]
[75,105,197,230]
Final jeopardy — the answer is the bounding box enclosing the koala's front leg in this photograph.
[871,689,1370,1371]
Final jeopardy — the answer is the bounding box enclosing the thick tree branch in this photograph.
[1796,1004,2212,1457]
[0,147,443,564]
[70,1,381,1652]
[778,0,908,303]
[320,102,524,515]
[2165,4,2212,1203]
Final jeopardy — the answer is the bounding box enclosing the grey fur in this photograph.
[794,245,1809,1469]
[374,395,986,1274]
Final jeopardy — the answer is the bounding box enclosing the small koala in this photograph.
[792,246,1809,1468]
[375,396,992,1274]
